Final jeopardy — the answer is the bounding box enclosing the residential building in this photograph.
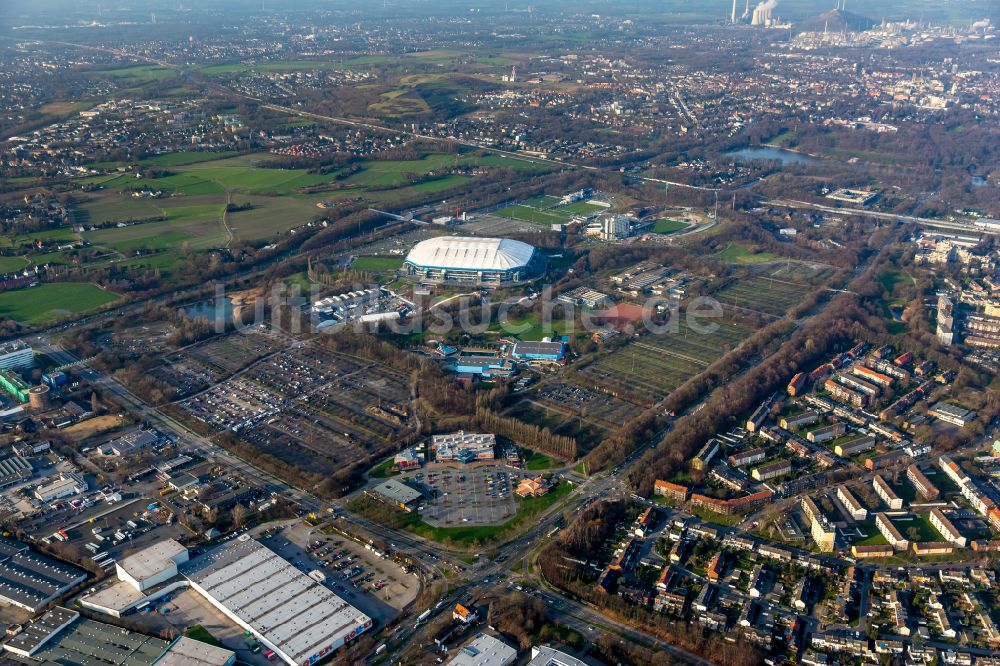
[653,480,689,502]
[692,439,719,471]
[837,486,868,520]
[907,464,940,501]
[780,410,819,431]
[835,436,876,458]
[873,475,903,510]
[751,459,791,482]
[876,513,909,551]
[728,447,766,468]
[930,508,966,547]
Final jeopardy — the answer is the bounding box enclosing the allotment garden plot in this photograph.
[576,320,751,405]
[714,275,808,318]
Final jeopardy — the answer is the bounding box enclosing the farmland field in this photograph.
[0,283,119,324]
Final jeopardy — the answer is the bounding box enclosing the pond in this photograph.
[726,146,823,165]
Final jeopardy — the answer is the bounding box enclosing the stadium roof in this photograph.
[405,237,535,272]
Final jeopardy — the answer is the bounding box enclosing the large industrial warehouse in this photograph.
[180,535,372,666]
[404,236,544,286]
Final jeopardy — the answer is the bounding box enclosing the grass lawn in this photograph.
[0,256,28,274]
[352,256,405,272]
[853,518,889,546]
[651,218,688,234]
[525,452,557,471]
[494,204,572,226]
[185,625,224,648]
[140,151,240,167]
[353,480,574,547]
[0,283,119,324]
[369,459,399,479]
[714,243,781,264]
[896,513,943,543]
[488,311,574,341]
[559,200,607,216]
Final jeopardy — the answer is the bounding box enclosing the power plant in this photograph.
[751,0,778,27]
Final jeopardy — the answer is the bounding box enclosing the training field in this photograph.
[494,194,608,226]
[0,283,119,325]
[715,275,807,317]
[651,219,688,234]
[578,319,751,405]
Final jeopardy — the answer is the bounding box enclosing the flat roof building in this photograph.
[0,341,33,372]
[367,479,423,511]
[527,645,588,666]
[510,340,565,363]
[4,609,171,665]
[181,535,371,666]
[433,432,496,464]
[34,472,87,503]
[0,542,87,613]
[154,636,236,666]
[116,539,189,593]
[447,633,517,666]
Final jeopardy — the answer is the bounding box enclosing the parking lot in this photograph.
[254,520,416,625]
[179,344,412,481]
[400,464,517,527]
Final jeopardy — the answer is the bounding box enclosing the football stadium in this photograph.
[403,236,545,286]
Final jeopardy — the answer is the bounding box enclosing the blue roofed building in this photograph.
[511,340,565,364]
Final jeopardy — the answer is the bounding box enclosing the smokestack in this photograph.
[732,0,738,24]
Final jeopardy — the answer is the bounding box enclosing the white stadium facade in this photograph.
[403,236,544,286]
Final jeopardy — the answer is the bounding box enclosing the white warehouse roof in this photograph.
[405,236,535,272]
[180,535,371,666]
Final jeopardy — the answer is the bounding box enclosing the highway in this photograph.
[765,198,998,236]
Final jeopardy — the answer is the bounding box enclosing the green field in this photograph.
[715,243,781,264]
[0,256,28,274]
[488,311,575,341]
[525,452,557,471]
[494,204,571,226]
[351,256,405,272]
[559,200,607,216]
[139,151,240,167]
[64,151,540,260]
[651,219,688,234]
[897,514,944,543]
[853,518,890,547]
[0,283,120,324]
